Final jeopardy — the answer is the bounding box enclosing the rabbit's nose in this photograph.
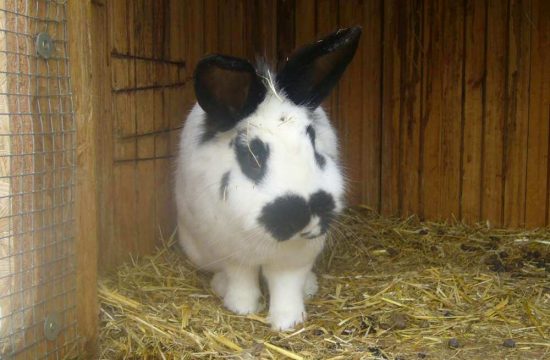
[258,194,311,242]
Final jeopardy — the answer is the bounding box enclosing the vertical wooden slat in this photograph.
[276,0,296,64]
[295,0,316,46]
[440,0,464,219]
[381,0,401,216]
[110,0,129,55]
[316,0,339,121]
[141,0,154,59]
[482,0,508,226]
[113,163,137,254]
[526,0,550,227]
[167,0,185,62]
[503,0,531,227]
[338,0,364,204]
[152,0,166,59]
[461,0,486,222]
[400,0,423,217]
[244,0,278,62]
[421,0,447,220]
[67,0,100,354]
[217,0,245,56]
[204,0,219,54]
[361,0,382,211]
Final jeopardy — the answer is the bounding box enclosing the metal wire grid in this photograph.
[0,0,77,358]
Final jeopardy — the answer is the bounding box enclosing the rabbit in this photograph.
[175,26,362,331]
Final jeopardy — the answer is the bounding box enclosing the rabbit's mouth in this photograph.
[300,231,324,240]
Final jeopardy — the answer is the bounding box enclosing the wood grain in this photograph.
[338,0,364,204]
[361,0,382,212]
[68,0,100,356]
[503,0,531,227]
[381,0,402,216]
[526,0,550,227]
[461,0,486,222]
[482,0,508,226]
[400,0,423,217]
[91,1,550,282]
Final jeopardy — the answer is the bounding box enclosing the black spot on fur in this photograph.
[200,120,217,143]
[315,153,326,169]
[309,191,335,234]
[235,136,269,184]
[306,125,326,169]
[258,195,311,241]
[306,125,316,146]
[220,171,230,200]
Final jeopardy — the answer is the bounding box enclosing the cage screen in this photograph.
[0,0,77,358]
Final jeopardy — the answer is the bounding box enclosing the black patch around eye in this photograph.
[258,195,311,241]
[220,171,230,200]
[235,137,269,184]
[309,191,336,234]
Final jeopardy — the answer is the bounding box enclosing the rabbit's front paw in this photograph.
[223,287,261,315]
[269,304,306,331]
[303,271,318,298]
[211,272,228,297]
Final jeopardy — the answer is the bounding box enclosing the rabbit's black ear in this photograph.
[277,26,362,109]
[195,55,266,133]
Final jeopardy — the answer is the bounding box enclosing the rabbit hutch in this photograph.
[0,0,548,359]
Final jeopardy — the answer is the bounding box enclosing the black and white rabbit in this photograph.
[175,27,361,330]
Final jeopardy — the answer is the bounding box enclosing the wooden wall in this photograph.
[87,0,549,272]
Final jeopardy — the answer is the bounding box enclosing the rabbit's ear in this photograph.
[195,55,266,132]
[277,26,362,109]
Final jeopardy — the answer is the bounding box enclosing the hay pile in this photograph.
[97,208,549,359]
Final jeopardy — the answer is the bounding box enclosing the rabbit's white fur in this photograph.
[176,92,344,330]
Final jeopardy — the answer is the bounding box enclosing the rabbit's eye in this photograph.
[235,137,270,184]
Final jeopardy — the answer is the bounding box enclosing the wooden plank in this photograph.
[110,0,129,54]
[338,0,364,205]
[167,0,185,62]
[316,0,339,121]
[217,0,245,56]
[482,0,508,226]
[244,0,278,62]
[526,0,550,227]
[152,0,167,59]
[461,0,486,222]
[420,0,444,220]
[361,0,382,211]
[439,0,464,219]
[66,0,99,355]
[503,0,532,227]
[113,163,137,259]
[136,160,156,254]
[204,0,219,54]
[155,159,176,242]
[400,0,423,217]
[133,0,146,57]
[381,0,402,216]
[295,0,316,47]
[183,0,204,72]
[276,0,296,64]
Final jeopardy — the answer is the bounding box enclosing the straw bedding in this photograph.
[96,207,549,359]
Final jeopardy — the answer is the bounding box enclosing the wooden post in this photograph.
[66,0,99,355]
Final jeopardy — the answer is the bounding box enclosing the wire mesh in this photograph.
[0,0,77,358]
